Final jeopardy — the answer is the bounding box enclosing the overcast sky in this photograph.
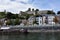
[0,0,60,13]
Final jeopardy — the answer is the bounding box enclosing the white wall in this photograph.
[48,15,55,24]
[36,17,43,25]
[39,17,43,25]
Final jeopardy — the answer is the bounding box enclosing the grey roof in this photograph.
[37,10,48,14]
[26,11,35,14]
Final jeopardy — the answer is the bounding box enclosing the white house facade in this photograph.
[36,16,43,25]
[36,15,55,25]
[47,15,55,25]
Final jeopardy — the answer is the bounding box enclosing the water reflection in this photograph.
[0,32,60,40]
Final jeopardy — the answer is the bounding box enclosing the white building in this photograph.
[36,16,43,25]
[47,15,55,24]
[36,15,55,25]
[36,16,46,25]
[42,16,46,24]
[39,17,43,25]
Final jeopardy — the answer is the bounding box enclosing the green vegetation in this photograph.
[57,11,60,14]
[0,21,3,26]
[6,20,12,25]
[6,19,21,25]
[14,18,20,25]
[0,12,6,18]
[47,11,55,14]
[6,12,19,19]
[27,8,31,11]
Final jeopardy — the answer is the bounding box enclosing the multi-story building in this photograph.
[19,8,56,25]
[36,17,42,25]
[36,14,55,25]
[47,15,55,24]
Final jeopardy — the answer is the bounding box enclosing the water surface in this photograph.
[0,32,60,40]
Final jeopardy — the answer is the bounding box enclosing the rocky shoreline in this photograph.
[0,29,60,35]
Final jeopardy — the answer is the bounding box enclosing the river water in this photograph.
[0,32,60,40]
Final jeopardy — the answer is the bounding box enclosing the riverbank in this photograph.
[0,25,60,33]
[28,29,60,33]
[0,29,60,35]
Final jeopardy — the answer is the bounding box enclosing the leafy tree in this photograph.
[32,8,34,11]
[14,18,20,25]
[6,12,19,19]
[19,16,25,19]
[0,21,3,26]
[0,15,5,18]
[57,11,60,14]
[0,12,5,15]
[0,12,6,18]
[11,14,19,19]
[15,14,19,18]
[27,8,31,11]
[35,9,39,11]
[47,11,55,14]
[6,12,13,19]
[6,20,12,25]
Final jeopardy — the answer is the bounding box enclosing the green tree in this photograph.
[47,11,55,14]
[32,8,34,11]
[57,11,60,14]
[14,19,20,25]
[11,14,19,19]
[6,20,12,25]
[0,12,6,18]
[6,12,19,19]
[27,8,31,11]
[6,12,13,19]
[0,21,3,26]
[35,9,39,11]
